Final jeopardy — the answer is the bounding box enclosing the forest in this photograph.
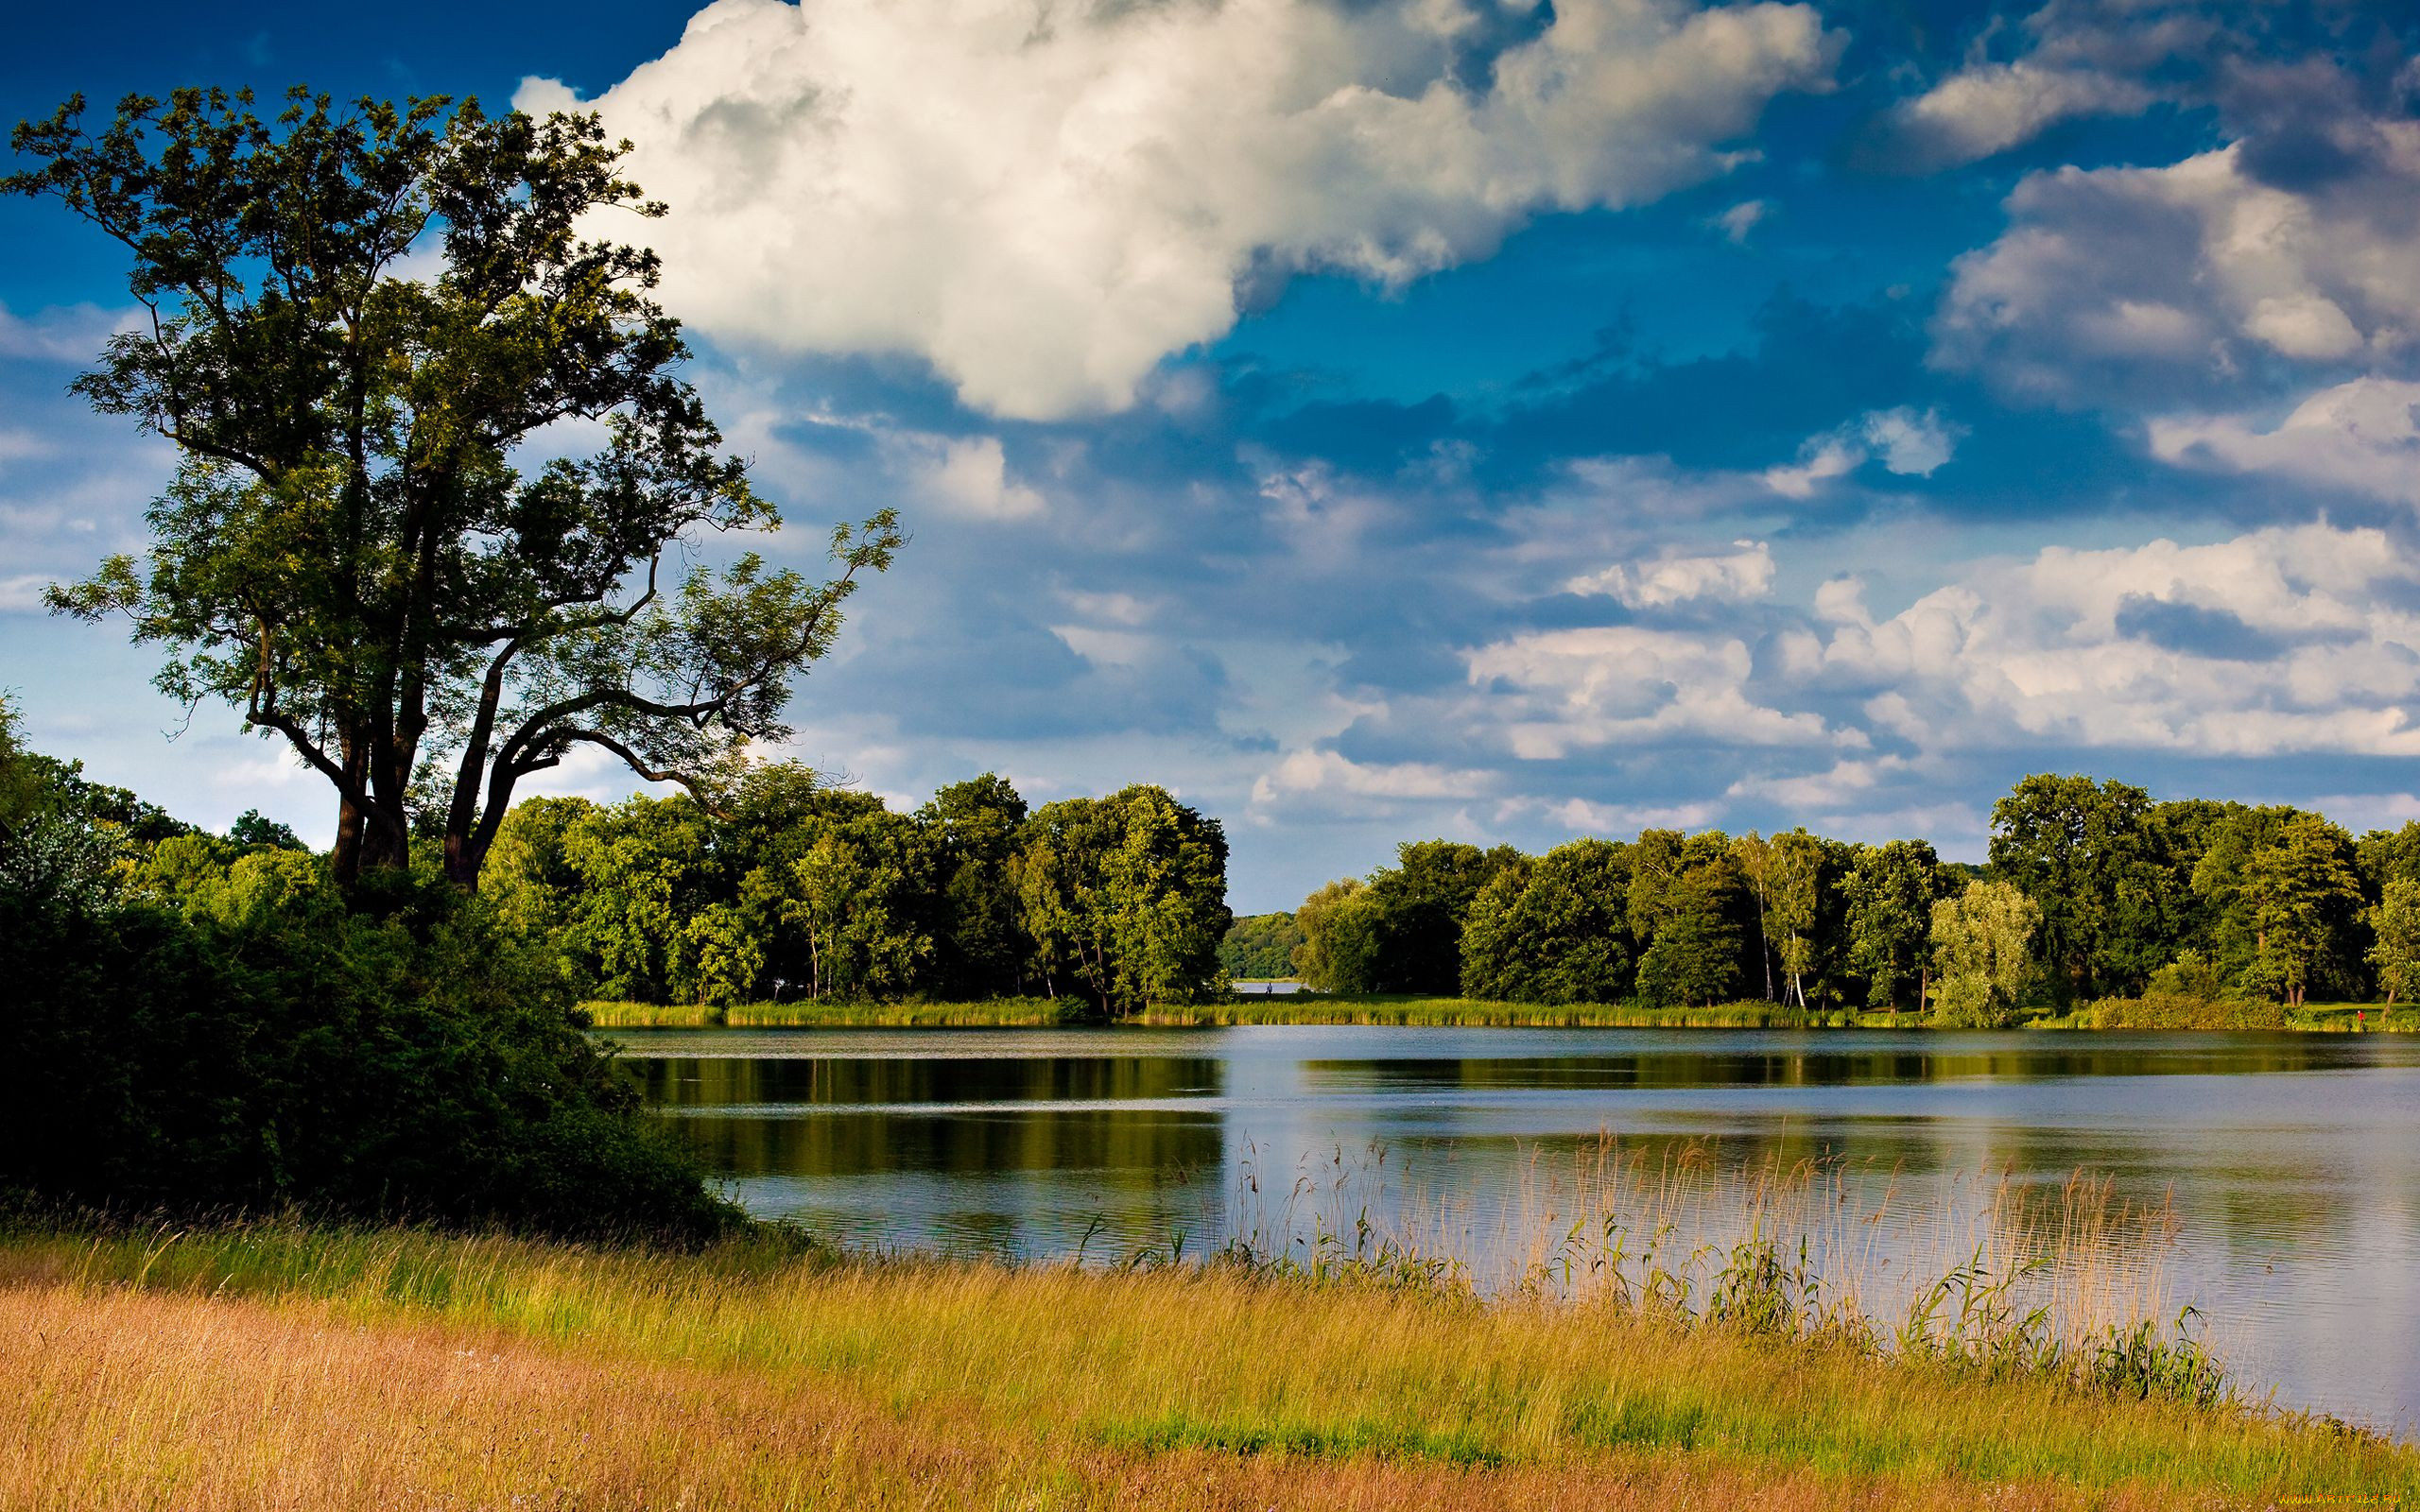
[1264,775,2420,1023]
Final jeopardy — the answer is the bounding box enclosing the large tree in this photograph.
[1459,839,1634,1005]
[1929,879,2040,1028]
[1841,838,1944,1012]
[1366,839,1523,994]
[9,88,898,889]
[1987,774,2182,1001]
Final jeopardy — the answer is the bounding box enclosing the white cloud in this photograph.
[1048,624,1155,667]
[910,434,1048,520]
[1512,795,1721,833]
[1934,127,2420,400]
[523,0,1837,419]
[1565,539,1774,608]
[1859,406,1965,476]
[1763,406,1963,495]
[2149,377,2420,507]
[1713,198,1768,244]
[1726,754,1917,811]
[1250,748,1492,809]
[1464,626,1830,759]
[0,301,135,365]
[1782,523,2420,758]
[1878,61,2152,172]
[1762,437,1860,498]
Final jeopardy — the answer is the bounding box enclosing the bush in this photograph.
[2081,996,2289,1031]
[0,833,736,1243]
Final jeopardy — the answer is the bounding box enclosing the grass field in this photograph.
[1,1208,2411,1511]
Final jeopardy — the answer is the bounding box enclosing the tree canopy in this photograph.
[9,87,898,891]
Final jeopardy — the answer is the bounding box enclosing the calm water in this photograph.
[611,1024,2420,1430]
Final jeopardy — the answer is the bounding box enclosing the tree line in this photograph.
[483,766,1232,1013]
[1266,775,2420,1022]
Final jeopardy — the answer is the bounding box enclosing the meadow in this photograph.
[5,1156,2414,1510]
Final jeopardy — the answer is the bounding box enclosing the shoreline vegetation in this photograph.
[6,1155,2413,1509]
[579,991,2420,1032]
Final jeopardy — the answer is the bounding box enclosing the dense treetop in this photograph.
[8,87,898,892]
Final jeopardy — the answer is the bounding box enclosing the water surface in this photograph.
[614,1024,2420,1430]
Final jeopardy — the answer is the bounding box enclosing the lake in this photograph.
[611,1024,2420,1431]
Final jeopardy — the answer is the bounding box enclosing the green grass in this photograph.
[2033,998,2420,1033]
[1134,996,1852,1028]
[0,1216,2409,1510]
[579,996,1091,1028]
[579,992,2420,1032]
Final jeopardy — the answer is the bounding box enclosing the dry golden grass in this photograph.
[2,1213,2413,1511]
[0,1280,2307,1511]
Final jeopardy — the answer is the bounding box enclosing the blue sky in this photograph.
[6,0,2420,911]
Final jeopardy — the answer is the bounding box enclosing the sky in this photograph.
[4,0,2420,912]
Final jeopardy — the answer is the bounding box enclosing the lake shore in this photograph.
[2,1219,2410,1510]
[581,993,2420,1031]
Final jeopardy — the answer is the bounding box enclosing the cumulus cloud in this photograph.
[1762,406,1964,495]
[1504,795,1722,834]
[1875,61,2152,173]
[2149,376,2420,507]
[1564,539,1775,607]
[522,0,1838,418]
[1464,626,1831,759]
[1934,122,2420,402]
[907,433,1049,520]
[1249,748,1493,819]
[1778,524,2420,758]
[1859,0,2225,173]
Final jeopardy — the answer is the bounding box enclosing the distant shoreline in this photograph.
[581,995,2420,1032]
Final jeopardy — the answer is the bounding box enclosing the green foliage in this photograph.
[1763,829,1827,1008]
[1988,776,2198,1002]
[1634,871,1743,1008]
[784,806,939,1002]
[1012,786,1231,1013]
[1841,838,1945,1010]
[1291,879,1384,994]
[0,801,733,1240]
[2192,807,2365,1006]
[9,86,897,890]
[1364,840,1522,994]
[1219,912,1305,980]
[0,695,47,834]
[227,809,305,850]
[475,769,1226,1010]
[2369,878,2420,1005]
[1929,880,2040,1027]
[1629,832,1747,1008]
[1458,839,1633,1004]
[2145,949,2232,1003]
[919,775,1030,997]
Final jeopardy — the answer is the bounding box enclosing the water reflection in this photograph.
[607,1024,2420,1431]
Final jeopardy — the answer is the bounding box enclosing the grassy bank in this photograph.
[2037,998,2420,1033]
[1136,996,1847,1028]
[585,991,2420,1031]
[582,996,1861,1030]
[1,1213,2410,1511]
[580,996,1088,1028]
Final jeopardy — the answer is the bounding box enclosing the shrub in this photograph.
[0,830,736,1243]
